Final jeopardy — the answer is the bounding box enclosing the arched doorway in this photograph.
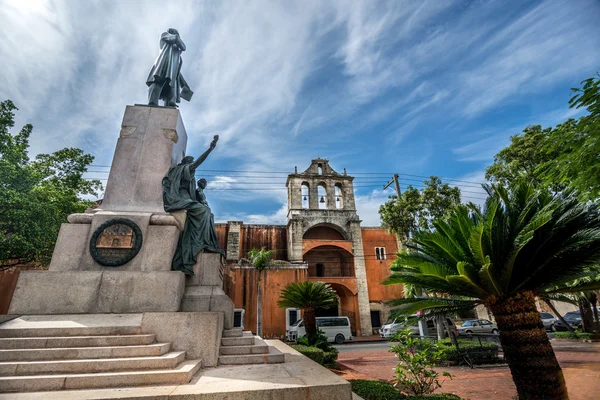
[304,245,355,278]
[313,282,358,336]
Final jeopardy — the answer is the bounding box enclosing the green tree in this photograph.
[277,281,338,344]
[485,124,558,188]
[486,75,600,200]
[379,176,461,240]
[384,182,600,400]
[0,100,102,268]
[246,248,275,337]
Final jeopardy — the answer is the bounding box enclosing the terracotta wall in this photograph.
[361,228,404,302]
[0,269,21,314]
[214,224,228,251]
[226,267,307,338]
[240,225,287,260]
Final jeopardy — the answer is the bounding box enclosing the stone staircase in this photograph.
[0,323,201,392]
[219,328,284,365]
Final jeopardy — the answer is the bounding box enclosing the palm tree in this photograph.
[278,281,338,344]
[385,182,600,400]
[246,248,275,338]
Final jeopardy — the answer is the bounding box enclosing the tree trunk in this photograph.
[489,291,569,400]
[543,298,574,333]
[442,317,458,345]
[590,293,600,332]
[257,271,263,338]
[304,307,317,344]
[436,315,444,340]
[579,297,594,333]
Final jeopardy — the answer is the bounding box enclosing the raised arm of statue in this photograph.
[191,135,219,171]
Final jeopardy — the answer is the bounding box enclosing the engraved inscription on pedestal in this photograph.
[90,219,143,267]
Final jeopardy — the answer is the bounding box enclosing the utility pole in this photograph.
[383,174,401,197]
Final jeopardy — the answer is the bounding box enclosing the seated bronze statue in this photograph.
[162,136,224,274]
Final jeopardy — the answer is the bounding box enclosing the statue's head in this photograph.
[168,28,179,35]
[181,156,194,164]
[197,178,207,189]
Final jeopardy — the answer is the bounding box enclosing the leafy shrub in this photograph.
[553,331,594,340]
[349,380,403,400]
[296,330,339,366]
[349,380,462,400]
[389,329,453,396]
[436,339,499,362]
[291,344,324,364]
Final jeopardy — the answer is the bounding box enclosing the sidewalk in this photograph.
[348,335,387,343]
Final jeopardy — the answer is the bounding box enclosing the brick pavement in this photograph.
[336,341,600,400]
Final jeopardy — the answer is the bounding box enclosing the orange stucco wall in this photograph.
[226,267,308,338]
[361,228,404,302]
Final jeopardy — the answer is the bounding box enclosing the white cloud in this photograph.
[355,189,392,227]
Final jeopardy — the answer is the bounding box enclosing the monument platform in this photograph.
[0,316,351,399]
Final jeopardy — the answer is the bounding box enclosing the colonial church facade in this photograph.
[214,159,404,337]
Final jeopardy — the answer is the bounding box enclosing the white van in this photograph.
[287,316,353,344]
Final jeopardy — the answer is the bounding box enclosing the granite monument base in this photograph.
[181,252,235,329]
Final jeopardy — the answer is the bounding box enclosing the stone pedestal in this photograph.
[102,105,187,213]
[181,253,235,329]
[9,106,191,315]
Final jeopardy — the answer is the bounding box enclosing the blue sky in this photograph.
[1,0,599,225]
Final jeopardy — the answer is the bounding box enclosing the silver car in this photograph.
[457,319,498,335]
[540,312,556,331]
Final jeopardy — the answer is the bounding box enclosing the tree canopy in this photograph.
[486,75,600,200]
[0,100,102,268]
[384,181,600,399]
[379,176,461,240]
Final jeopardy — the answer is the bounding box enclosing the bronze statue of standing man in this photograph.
[146,28,193,107]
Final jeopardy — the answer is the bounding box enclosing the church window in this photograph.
[375,247,386,260]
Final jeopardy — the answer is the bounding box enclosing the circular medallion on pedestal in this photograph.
[89,218,143,267]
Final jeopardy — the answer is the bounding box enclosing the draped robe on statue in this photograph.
[146,32,186,104]
[162,161,223,275]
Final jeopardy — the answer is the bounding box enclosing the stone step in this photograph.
[0,351,185,376]
[0,326,140,338]
[221,328,243,338]
[219,337,269,355]
[0,359,202,392]
[218,346,284,365]
[0,334,156,350]
[219,343,269,355]
[221,336,254,347]
[0,343,170,362]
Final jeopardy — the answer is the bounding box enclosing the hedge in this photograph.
[436,339,499,362]
[349,380,462,400]
[291,344,324,365]
[553,331,595,340]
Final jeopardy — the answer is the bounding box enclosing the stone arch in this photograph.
[302,222,349,240]
[334,183,343,209]
[303,245,355,277]
[301,181,310,209]
[317,182,327,209]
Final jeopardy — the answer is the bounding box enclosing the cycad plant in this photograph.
[385,182,600,400]
[246,248,275,338]
[278,281,338,344]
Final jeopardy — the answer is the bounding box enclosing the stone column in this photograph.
[326,184,336,210]
[349,221,373,336]
[102,105,187,213]
[226,221,242,261]
[287,220,304,262]
[309,185,319,209]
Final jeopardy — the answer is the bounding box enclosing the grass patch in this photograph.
[349,379,462,400]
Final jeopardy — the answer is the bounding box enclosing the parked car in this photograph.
[286,316,353,344]
[379,315,457,339]
[554,311,583,331]
[540,312,557,331]
[457,319,498,335]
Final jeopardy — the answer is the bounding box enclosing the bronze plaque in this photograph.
[89,218,143,267]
